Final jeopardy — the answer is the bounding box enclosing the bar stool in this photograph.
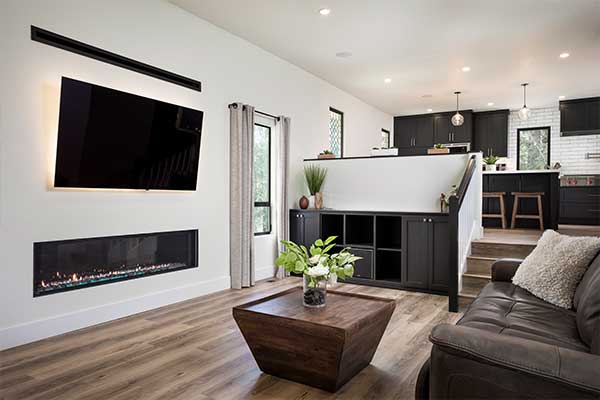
[483,192,507,229]
[511,192,544,231]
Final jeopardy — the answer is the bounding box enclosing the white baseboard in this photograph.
[0,275,230,350]
[255,265,275,281]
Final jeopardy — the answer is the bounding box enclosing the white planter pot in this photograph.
[308,195,315,208]
[485,164,497,171]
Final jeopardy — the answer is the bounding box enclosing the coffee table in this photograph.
[233,286,395,392]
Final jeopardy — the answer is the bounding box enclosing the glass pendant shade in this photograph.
[451,91,464,126]
[518,106,531,121]
[451,112,464,126]
[518,83,531,121]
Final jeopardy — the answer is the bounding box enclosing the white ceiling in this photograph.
[171,0,600,116]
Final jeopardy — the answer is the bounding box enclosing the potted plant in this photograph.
[483,155,499,171]
[304,164,327,209]
[427,143,450,155]
[275,236,360,307]
[318,149,336,159]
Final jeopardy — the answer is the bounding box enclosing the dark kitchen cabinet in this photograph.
[289,210,320,249]
[402,216,449,292]
[560,97,600,136]
[560,187,600,225]
[350,248,374,279]
[473,110,509,157]
[393,115,434,153]
[433,111,473,144]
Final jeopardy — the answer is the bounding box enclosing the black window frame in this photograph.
[329,107,344,158]
[517,126,551,170]
[253,123,272,236]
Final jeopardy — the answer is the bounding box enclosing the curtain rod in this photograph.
[228,103,280,121]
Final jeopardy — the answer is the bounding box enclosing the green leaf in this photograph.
[322,244,335,254]
[315,239,323,247]
[324,236,337,245]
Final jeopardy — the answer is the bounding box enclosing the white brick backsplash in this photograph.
[506,106,600,175]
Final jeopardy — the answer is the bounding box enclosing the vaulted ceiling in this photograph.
[172,0,600,116]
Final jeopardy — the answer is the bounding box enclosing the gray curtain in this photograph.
[276,117,291,279]
[230,103,255,289]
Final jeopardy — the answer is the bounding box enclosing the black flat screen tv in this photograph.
[54,77,203,190]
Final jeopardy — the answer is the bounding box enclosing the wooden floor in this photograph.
[479,224,600,245]
[0,279,460,400]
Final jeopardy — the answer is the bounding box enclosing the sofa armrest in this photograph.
[429,324,600,397]
[491,258,523,282]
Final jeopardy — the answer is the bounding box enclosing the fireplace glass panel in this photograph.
[34,230,198,297]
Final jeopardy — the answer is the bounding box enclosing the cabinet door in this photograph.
[414,116,435,147]
[289,211,304,245]
[402,217,430,289]
[487,112,508,157]
[452,111,472,143]
[302,212,321,248]
[587,99,600,131]
[434,115,452,144]
[351,248,374,279]
[560,101,588,133]
[430,218,450,292]
[394,118,416,148]
[473,114,489,154]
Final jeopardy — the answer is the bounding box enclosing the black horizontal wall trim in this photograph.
[31,26,202,92]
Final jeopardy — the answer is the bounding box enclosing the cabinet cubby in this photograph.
[345,215,374,247]
[321,214,344,244]
[376,249,402,282]
[376,216,402,250]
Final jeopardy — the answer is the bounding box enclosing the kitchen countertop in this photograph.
[483,169,560,174]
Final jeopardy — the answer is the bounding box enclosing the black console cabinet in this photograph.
[289,209,449,294]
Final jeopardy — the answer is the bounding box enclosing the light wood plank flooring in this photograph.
[0,278,460,400]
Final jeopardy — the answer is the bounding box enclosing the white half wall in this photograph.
[308,154,471,213]
[0,0,391,349]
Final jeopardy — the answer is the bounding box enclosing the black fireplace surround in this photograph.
[33,229,198,297]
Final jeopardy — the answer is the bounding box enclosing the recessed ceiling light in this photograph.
[461,66,471,72]
[558,95,566,100]
[559,52,570,59]
[421,94,433,98]
[384,78,392,83]
[335,51,352,58]
[319,8,331,15]
[427,108,433,112]
[487,102,494,106]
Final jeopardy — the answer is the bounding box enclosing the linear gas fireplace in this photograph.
[33,229,198,297]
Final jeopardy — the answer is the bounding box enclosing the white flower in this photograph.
[309,255,321,265]
[306,264,329,277]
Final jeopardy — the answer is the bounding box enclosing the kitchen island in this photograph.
[483,170,560,229]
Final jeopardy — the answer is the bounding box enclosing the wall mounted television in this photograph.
[54,77,203,190]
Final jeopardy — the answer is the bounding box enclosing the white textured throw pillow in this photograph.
[512,230,600,309]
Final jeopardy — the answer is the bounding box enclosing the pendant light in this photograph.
[451,91,464,127]
[518,83,531,121]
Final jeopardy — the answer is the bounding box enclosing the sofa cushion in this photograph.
[458,282,588,352]
[573,253,600,352]
[511,230,600,309]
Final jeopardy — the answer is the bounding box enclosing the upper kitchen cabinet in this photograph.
[393,115,434,151]
[560,97,600,136]
[473,110,509,157]
[433,111,473,144]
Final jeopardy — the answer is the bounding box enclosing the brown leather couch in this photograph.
[416,253,600,399]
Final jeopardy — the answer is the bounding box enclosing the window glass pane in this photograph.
[381,129,390,148]
[253,125,270,203]
[329,109,343,157]
[518,128,549,170]
[253,206,270,234]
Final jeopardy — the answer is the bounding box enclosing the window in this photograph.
[381,129,391,148]
[329,107,344,157]
[517,127,550,170]
[253,123,271,235]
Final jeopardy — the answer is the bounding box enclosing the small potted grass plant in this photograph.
[304,164,327,209]
[276,236,360,307]
[483,155,499,171]
[428,143,450,155]
[318,149,335,159]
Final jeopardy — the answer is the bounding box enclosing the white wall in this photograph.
[310,154,471,212]
[506,106,600,175]
[0,0,391,348]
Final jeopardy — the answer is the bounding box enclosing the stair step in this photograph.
[462,273,489,296]
[463,272,491,280]
[466,256,497,275]
[471,241,535,259]
[459,284,482,298]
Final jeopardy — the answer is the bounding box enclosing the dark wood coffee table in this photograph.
[233,286,395,392]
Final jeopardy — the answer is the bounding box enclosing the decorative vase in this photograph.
[299,196,309,209]
[314,192,323,209]
[303,274,327,308]
[308,195,315,209]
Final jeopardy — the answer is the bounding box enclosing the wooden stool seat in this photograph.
[511,192,544,230]
[483,192,507,229]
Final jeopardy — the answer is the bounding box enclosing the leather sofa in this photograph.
[416,253,600,399]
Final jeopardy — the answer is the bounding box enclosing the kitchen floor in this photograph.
[480,224,600,245]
